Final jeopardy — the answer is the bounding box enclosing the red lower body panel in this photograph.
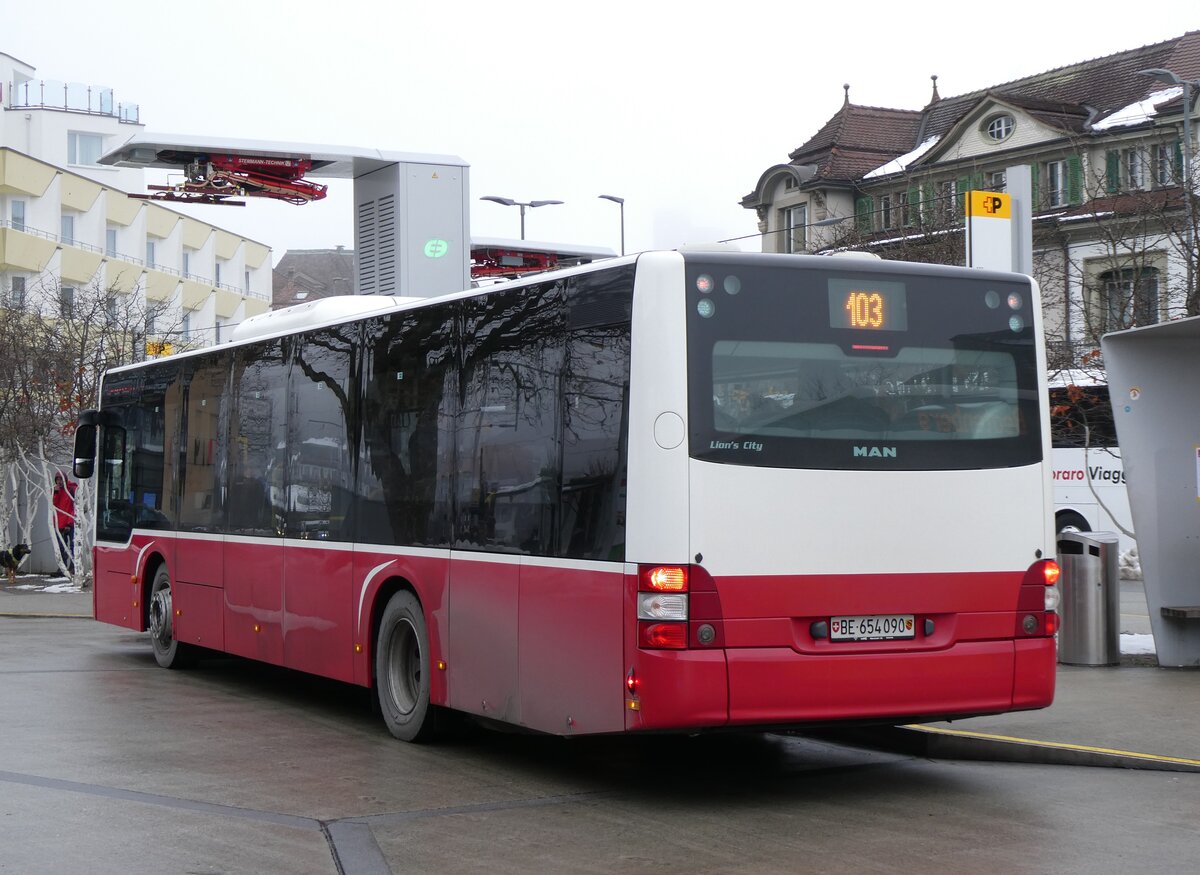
[92,539,1055,736]
[1012,638,1057,710]
[728,642,1016,724]
[627,639,1055,732]
[624,566,1057,733]
[94,543,146,630]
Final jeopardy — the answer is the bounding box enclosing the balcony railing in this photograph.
[1,220,270,300]
[6,78,140,123]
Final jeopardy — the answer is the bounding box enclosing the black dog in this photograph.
[0,544,31,584]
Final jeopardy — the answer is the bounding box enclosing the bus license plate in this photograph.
[830,614,915,641]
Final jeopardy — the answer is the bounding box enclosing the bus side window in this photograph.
[98,425,134,538]
[102,426,127,502]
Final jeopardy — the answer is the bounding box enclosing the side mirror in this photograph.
[73,418,97,480]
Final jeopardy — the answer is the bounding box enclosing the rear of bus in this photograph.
[622,251,1058,731]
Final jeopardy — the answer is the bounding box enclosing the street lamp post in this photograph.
[598,194,625,255]
[1139,68,1200,308]
[479,196,564,240]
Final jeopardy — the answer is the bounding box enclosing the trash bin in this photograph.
[1056,531,1120,666]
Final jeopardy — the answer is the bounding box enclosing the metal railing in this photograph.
[1,220,270,300]
[6,78,139,123]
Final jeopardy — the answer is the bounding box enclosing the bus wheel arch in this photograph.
[139,553,167,630]
[1055,509,1092,536]
[147,563,197,669]
[373,584,441,742]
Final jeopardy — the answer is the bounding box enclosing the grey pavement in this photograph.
[0,575,93,618]
[3,573,1196,771]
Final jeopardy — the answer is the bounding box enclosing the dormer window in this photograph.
[983,113,1015,142]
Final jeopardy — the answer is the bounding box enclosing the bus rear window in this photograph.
[685,255,1042,471]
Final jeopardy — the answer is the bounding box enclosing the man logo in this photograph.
[853,446,898,458]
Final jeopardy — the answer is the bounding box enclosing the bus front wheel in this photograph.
[375,590,440,742]
[148,566,196,669]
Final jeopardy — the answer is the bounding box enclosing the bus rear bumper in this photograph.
[725,639,1055,726]
[627,638,1055,731]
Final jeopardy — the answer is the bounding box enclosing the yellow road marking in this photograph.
[906,724,1200,767]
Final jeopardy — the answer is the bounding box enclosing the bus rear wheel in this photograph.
[375,590,440,742]
[148,566,196,669]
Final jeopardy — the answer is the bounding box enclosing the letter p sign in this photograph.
[969,190,1011,219]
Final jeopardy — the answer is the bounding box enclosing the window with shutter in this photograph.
[1067,157,1082,205]
[1105,151,1120,193]
[854,197,873,233]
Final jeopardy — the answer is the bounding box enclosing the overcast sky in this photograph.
[8,2,1197,263]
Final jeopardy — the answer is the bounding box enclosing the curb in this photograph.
[808,725,1200,773]
[0,612,93,619]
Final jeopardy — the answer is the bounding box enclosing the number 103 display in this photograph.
[828,278,908,331]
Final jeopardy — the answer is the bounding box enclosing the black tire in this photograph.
[375,590,440,742]
[1056,510,1092,536]
[147,566,196,669]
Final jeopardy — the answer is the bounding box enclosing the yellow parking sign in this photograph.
[967,190,1011,218]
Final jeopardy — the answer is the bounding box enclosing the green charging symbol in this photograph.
[424,239,449,258]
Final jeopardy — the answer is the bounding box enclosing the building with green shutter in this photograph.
[742,31,1200,366]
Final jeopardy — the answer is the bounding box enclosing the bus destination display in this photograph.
[828,278,908,331]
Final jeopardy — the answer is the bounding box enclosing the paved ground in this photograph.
[2,601,1198,875]
[2,573,1195,770]
[0,575,93,618]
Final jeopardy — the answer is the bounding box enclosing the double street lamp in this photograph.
[479,196,563,240]
[1139,67,1200,305]
[598,194,625,255]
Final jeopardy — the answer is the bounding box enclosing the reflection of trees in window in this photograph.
[127,366,179,528]
[456,282,566,553]
[356,266,634,559]
[228,341,287,535]
[289,325,356,540]
[94,367,181,537]
[178,358,229,532]
[453,268,634,557]
[360,308,456,547]
[560,310,630,560]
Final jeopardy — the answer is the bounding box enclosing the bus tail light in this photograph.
[1042,559,1061,619]
[639,622,688,649]
[638,565,689,649]
[1017,559,1060,637]
[640,565,688,593]
[1043,560,1061,586]
[638,592,688,621]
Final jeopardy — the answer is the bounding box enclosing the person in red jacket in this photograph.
[53,472,77,574]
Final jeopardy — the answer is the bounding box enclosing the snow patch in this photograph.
[1092,87,1182,130]
[864,136,941,179]
[1120,633,1155,655]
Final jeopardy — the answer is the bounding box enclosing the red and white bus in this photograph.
[72,250,1059,742]
[1049,375,1135,556]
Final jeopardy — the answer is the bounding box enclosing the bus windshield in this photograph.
[685,255,1043,470]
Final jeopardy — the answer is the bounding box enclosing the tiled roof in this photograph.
[1050,187,1183,221]
[272,248,357,308]
[779,31,1200,186]
[789,104,922,182]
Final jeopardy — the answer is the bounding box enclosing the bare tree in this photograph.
[0,275,187,581]
[815,181,970,266]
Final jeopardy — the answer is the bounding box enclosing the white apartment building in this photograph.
[1,51,271,349]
